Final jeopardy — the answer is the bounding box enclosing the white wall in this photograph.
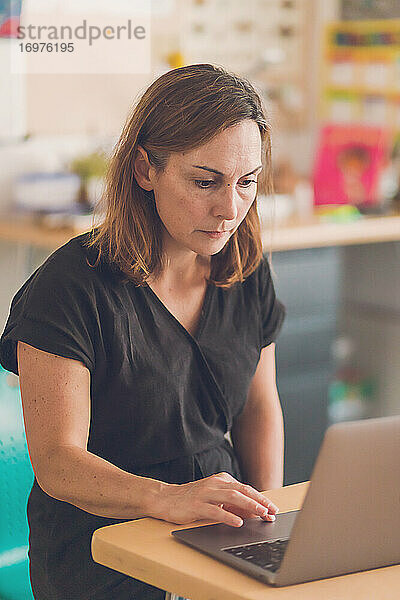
[0,39,26,140]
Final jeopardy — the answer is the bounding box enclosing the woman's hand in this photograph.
[153,472,279,527]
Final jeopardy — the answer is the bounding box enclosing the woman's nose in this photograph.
[211,184,238,221]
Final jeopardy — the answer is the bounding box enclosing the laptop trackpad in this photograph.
[172,510,300,549]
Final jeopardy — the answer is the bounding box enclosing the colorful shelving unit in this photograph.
[321,19,400,132]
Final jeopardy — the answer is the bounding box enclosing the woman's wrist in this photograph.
[138,476,172,520]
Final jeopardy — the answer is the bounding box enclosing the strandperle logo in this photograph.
[10,4,151,75]
[17,19,146,46]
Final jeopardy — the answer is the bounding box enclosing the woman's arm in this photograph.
[17,341,279,527]
[231,343,285,491]
[17,341,163,519]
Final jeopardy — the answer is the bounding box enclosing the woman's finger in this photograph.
[212,489,276,520]
[238,483,280,515]
[219,502,261,521]
[209,475,279,515]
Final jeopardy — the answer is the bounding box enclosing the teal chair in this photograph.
[0,366,34,600]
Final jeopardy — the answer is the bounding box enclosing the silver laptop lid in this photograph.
[275,415,400,586]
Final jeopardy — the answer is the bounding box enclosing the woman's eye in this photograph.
[195,180,215,189]
[239,179,257,188]
[194,179,257,189]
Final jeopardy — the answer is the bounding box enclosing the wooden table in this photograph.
[91,482,400,599]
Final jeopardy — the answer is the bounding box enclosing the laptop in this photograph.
[172,415,400,586]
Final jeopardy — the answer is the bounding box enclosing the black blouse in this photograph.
[1,231,285,468]
[0,231,286,599]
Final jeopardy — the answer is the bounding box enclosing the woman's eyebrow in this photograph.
[191,164,263,177]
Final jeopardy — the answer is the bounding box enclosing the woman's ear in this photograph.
[134,146,155,191]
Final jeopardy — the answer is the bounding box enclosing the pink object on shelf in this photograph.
[313,124,391,206]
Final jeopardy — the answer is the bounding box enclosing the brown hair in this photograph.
[86,63,273,288]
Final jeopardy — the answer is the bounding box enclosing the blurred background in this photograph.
[1,1,400,598]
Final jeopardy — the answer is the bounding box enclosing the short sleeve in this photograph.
[258,255,286,349]
[0,248,97,376]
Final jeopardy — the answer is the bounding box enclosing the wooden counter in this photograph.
[261,212,400,251]
[0,212,399,252]
[0,215,77,249]
[92,482,400,599]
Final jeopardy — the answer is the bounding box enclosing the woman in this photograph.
[0,64,286,599]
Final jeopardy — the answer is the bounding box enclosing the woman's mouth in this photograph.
[199,230,231,239]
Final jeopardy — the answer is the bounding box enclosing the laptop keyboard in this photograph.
[223,538,289,572]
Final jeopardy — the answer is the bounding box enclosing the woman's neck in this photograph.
[149,229,211,290]
[148,255,210,290]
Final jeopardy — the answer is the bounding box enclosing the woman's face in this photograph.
[147,119,263,259]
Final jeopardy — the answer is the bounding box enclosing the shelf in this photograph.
[261,212,400,251]
[0,212,400,252]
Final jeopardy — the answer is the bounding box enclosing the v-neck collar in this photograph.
[143,281,213,342]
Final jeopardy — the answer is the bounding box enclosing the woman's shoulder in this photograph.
[7,232,118,325]
[41,231,99,275]
[0,232,103,375]
[29,231,115,290]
